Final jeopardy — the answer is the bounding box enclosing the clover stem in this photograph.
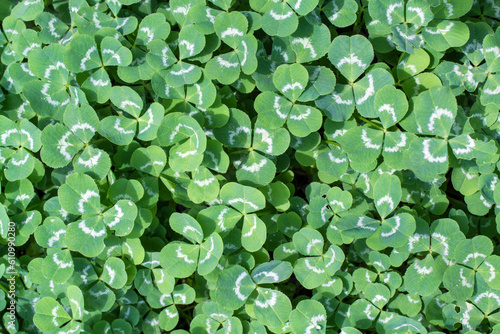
[256,210,275,217]
[324,140,341,147]
[355,114,384,130]
[228,148,252,155]
[0,282,9,294]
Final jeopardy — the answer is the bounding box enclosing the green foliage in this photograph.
[1,0,500,333]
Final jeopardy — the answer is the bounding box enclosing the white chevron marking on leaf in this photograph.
[90,78,109,87]
[485,85,500,95]
[253,271,279,282]
[463,252,486,263]
[414,262,433,275]
[332,93,353,105]
[234,272,250,300]
[41,83,61,106]
[243,215,257,237]
[114,118,134,135]
[255,291,277,308]
[44,61,66,79]
[171,65,195,75]
[52,253,72,268]
[474,291,500,306]
[79,220,106,237]
[361,129,381,149]
[407,6,425,25]
[422,139,446,163]
[376,195,394,211]
[221,28,244,38]
[281,82,303,92]
[48,229,66,247]
[291,37,317,58]
[378,104,397,122]
[58,131,73,161]
[193,177,215,187]
[228,126,251,145]
[80,46,97,70]
[140,27,154,44]
[179,40,195,56]
[102,49,121,64]
[381,215,400,237]
[356,216,377,231]
[452,135,475,155]
[228,198,258,210]
[304,258,325,274]
[356,74,374,104]
[217,56,239,68]
[306,239,322,254]
[337,53,367,69]
[176,246,195,264]
[386,2,403,24]
[77,190,99,214]
[78,150,102,168]
[241,158,267,173]
[269,9,293,20]
[425,22,454,35]
[384,133,407,152]
[173,5,190,15]
[428,107,454,131]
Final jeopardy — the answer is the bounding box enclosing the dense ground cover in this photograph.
[1,0,500,333]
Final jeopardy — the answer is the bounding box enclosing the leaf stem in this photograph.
[0,282,9,294]
[228,148,251,155]
[324,140,341,147]
[355,114,384,130]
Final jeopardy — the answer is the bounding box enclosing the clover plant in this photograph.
[1,0,500,333]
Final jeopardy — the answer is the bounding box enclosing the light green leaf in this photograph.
[374,85,408,128]
[63,34,101,73]
[136,13,170,45]
[58,173,100,216]
[169,212,204,244]
[374,174,401,218]
[422,20,470,52]
[41,123,82,168]
[99,117,136,146]
[404,254,441,296]
[65,216,106,257]
[261,3,298,37]
[34,297,71,332]
[160,242,199,278]
[214,265,256,309]
[273,63,308,102]
[214,12,248,49]
[253,287,292,330]
[414,86,457,137]
[103,200,137,236]
[197,233,224,275]
[380,213,416,248]
[101,257,127,289]
[324,0,358,28]
[329,35,373,82]
[67,285,84,320]
[220,182,266,214]
[73,147,111,181]
[110,86,143,118]
[188,166,219,204]
[241,214,266,252]
[337,215,380,239]
[407,137,448,182]
[131,145,166,177]
[236,151,276,187]
[43,248,73,283]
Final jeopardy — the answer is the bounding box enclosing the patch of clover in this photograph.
[2,0,500,333]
